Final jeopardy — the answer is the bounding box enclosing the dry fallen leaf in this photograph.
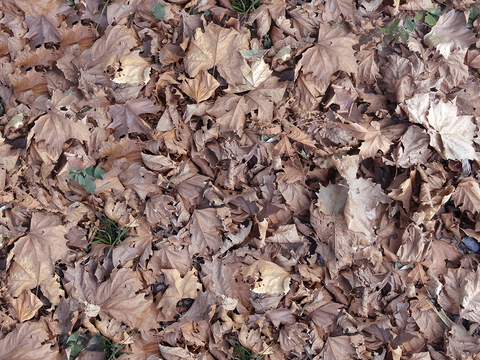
[424,10,477,59]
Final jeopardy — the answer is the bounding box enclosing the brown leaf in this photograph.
[451,177,480,214]
[0,321,58,359]
[180,70,220,103]
[298,23,358,90]
[11,290,43,322]
[425,10,477,59]
[184,23,250,86]
[156,269,202,321]
[108,98,160,138]
[207,94,249,135]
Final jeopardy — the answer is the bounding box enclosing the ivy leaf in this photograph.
[84,176,96,194]
[404,16,416,31]
[150,3,165,21]
[426,14,437,26]
[94,167,105,180]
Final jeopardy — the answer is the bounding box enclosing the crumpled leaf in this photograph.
[298,23,358,92]
[403,94,477,161]
[108,98,160,138]
[184,23,250,86]
[424,10,477,59]
[112,50,151,85]
[156,269,202,320]
[0,321,58,359]
[244,260,291,295]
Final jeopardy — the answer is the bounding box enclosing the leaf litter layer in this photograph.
[0,0,480,359]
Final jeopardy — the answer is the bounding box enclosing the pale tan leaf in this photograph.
[11,290,43,322]
[425,10,477,59]
[244,260,291,295]
[184,23,250,85]
[180,70,219,103]
[0,321,58,360]
[298,23,358,89]
[112,50,151,85]
[451,177,480,214]
[156,269,202,320]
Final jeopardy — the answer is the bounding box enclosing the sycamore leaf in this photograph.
[424,10,477,59]
[184,23,250,86]
[24,15,61,47]
[77,25,138,69]
[156,269,202,320]
[190,208,223,254]
[108,98,160,138]
[298,23,358,91]
[338,120,392,158]
[30,110,90,153]
[0,321,58,360]
[451,177,480,214]
[11,290,43,322]
[207,94,249,135]
[244,260,291,295]
[112,50,151,85]
[404,94,477,161]
[225,59,272,93]
[9,212,69,265]
[460,270,480,323]
[180,70,219,103]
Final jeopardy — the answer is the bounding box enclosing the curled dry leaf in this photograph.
[424,10,477,59]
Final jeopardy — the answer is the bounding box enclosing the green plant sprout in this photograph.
[229,337,274,360]
[230,0,270,17]
[101,333,134,360]
[88,213,138,258]
[65,333,89,360]
[68,166,105,194]
[380,18,410,47]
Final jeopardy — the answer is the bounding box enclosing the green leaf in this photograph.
[398,28,409,43]
[85,166,95,177]
[332,23,341,29]
[426,14,436,26]
[416,13,424,20]
[427,8,441,16]
[84,177,96,194]
[469,7,480,20]
[390,18,400,31]
[404,16,416,31]
[150,3,165,20]
[94,167,105,180]
[76,175,86,187]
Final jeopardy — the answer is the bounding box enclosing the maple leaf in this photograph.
[225,58,272,93]
[451,177,480,214]
[403,94,477,161]
[8,212,69,266]
[189,208,223,254]
[0,321,58,360]
[156,269,202,320]
[66,266,157,334]
[339,120,393,158]
[207,94,249,135]
[298,23,358,91]
[112,50,151,85]
[244,260,291,295]
[77,25,138,70]
[11,290,43,323]
[30,110,90,153]
[180,70,219,103]
[393,125,432,168]
[108,98,160,138]
[424,10,477,59]
[335,156,390,240]
[184,23,250,86]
